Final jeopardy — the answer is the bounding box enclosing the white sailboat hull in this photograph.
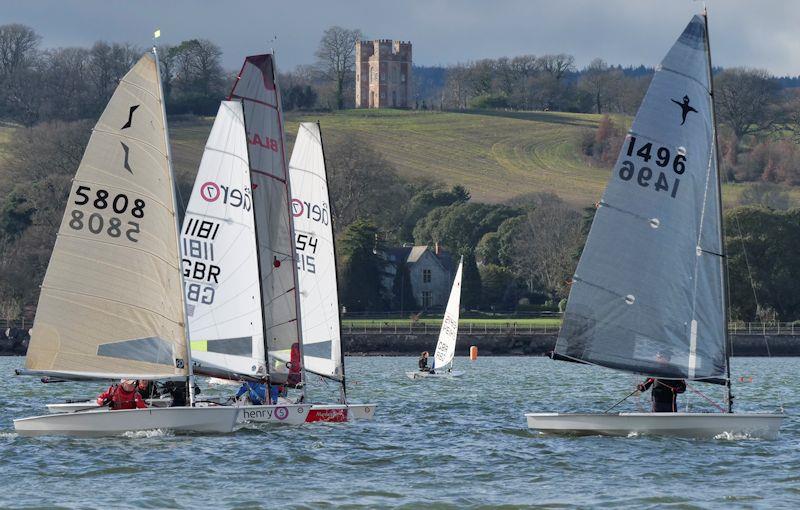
[525,412,784,439]
[237,403,377,424]
[14,406,241,436]
[406,370,465,380]
[46,397,172,413]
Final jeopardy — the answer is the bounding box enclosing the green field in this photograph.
[169,109,800,208]
[0,109,797,208]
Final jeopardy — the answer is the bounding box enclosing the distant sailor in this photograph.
[418,351,431,372]
[96,379,147,410]
[136,379,160,400]
[637,351,686,412]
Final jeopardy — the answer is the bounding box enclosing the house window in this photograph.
[422,291,432,308]
[422,269,431,283]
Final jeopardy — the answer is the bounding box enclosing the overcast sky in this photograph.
[6,0,800,76]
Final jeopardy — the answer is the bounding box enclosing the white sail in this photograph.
[289,123,342,380]
[433,258,463,370]
[24,53,188,379]
[182,100,265,378]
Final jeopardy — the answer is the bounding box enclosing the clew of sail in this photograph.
[554,15,726,382]
[289,123,343,381]
[433,258,463,370]
[24,53,188,379]
[182,100,265,378]
[229,54,301,384]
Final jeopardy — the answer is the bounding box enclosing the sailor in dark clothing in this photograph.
[136,379,161,401]
[637,378,686,412]
[637,350,686,412]
[418,351,431,372]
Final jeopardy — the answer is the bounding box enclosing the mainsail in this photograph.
[433,257,463,370]
[24,53,188,379]
[183,100,265,378]
[230,54,302,384]
[555,15,727,382]
[289,123,343,381]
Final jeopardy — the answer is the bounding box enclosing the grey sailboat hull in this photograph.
[525,412,784,439]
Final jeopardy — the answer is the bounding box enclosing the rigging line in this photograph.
[685,382,726,412]
[731,211,770,357]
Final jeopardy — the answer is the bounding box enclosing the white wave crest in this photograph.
[122,429,173,439]
[714,431,755,441]
[0,432,18,439]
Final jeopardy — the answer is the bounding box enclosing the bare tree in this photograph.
[89,41,140,110]
[715,68,780,141]
[579,58,622,114]
[0,24,40,78]
[537,53,575,81]
[510,194,583,298]
[172,39,224,97]
[315,26,363,109]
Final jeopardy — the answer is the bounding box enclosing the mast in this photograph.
[239,98,272,385]
[317,121,347,403]
[153,42,195,406]
[702,10,733,413]
[271,53,309,402]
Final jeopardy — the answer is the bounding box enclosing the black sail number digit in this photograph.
[619,161,634,181]
[618,160,680,199]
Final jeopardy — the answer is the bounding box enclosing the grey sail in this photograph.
[555,15,726,382]
[229,55,302,385]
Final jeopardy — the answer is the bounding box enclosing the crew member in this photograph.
[96,379,147,410]
[637,351,686,412]
[418,351,430,372]
[235,380,268,405]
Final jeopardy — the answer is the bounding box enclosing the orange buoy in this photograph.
[738,376,753,383]
[470,345,478,361]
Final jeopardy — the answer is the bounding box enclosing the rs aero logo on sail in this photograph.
[200,181,252,211]
[291,198,329,225]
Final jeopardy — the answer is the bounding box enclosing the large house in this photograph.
[383,244,454,310]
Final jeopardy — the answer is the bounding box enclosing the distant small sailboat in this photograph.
[525,13,784,439]
[14,47,240,436]
[407,257,465,380]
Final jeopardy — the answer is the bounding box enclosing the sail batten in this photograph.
[554,15,726,381]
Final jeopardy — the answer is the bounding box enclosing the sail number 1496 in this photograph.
[618,136,685,199]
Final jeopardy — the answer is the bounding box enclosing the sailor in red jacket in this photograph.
[96,379,147,410]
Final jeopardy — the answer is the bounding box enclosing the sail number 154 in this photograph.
[618,136,685,199]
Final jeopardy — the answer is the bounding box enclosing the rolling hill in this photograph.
[169,109,800,209]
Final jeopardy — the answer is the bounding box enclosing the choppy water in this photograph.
[1,355,798,509]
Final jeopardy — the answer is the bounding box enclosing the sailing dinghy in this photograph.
[182,55,373,423]
[288,121,375,421]
[525,14,784,439]
[406,257,465,380]
[13,48,240,436]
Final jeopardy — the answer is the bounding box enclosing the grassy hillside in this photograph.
[169,109,800,209]
[1,111,797,209]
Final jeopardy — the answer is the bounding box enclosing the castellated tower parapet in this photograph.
[355,39,412,108]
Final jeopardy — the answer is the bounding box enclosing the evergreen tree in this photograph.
[338,219,386,312]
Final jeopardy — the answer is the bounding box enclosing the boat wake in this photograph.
[713,431,757,441]
[122,429,174,439]
[0,432,18,439]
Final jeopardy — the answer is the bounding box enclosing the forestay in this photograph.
[289,123,343,380]
[183,101,265,378]
[230,54,301,384]
[25,53,188,379]
[555,15,726,381]
[433,258,463,370]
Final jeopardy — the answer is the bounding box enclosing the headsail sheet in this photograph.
[25,53,188,378]
[289,123,342,380]
[555,16,726,381]
[230,54,300,383]
[182,101,265,378]
[433,258,462,370]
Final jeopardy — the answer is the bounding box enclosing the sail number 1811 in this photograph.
[618,136,685,199]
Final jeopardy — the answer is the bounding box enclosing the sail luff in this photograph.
[273,55,309,399]
[318,121,347,399]
[153,45,195,403]
[702,12,734,410]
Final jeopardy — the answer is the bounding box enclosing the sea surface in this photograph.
[1,355,798,509]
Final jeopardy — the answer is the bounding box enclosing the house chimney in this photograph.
[434,242,440,256]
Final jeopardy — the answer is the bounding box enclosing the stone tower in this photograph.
[355,40,412,109]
